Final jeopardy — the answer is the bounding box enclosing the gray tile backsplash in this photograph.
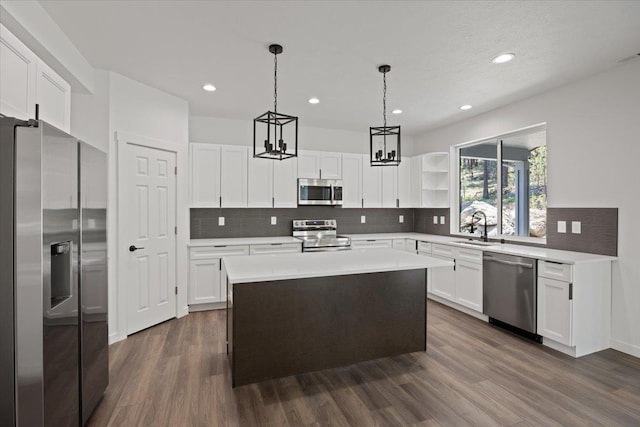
[191,206,619,257]
[546,208,618,256]
[191,207,414,238]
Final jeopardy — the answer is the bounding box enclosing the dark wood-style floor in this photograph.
[88,301,640,426]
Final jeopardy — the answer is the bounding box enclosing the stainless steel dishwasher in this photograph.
[483,251,540,341]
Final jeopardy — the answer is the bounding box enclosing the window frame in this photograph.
[450,123,547,244]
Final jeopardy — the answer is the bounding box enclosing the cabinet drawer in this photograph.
[538,260,572,282]
[431,243,455,259]
[351,239,393,249]
[190,245,249,259]
[455,247,483,264]
[417,241,432,253]
[392,239,407,251]
[249,243,301,255]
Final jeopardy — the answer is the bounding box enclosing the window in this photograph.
[456,125,547,240]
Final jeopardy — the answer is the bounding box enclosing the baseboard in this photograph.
[108,331,124,346]
[611,338,640,358]
[541,337,577,357]
[427,293,488,322]
[188,302,226,312]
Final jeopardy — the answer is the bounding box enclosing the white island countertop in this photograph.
[189,236,301,247]
[223,248,453,284]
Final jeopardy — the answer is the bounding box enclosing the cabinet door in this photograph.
[248,153,273,207]
[537,277,572,346]
[220,146,248,207]
[455,260,483,312]
[190,143,221,207]
[297,150,320,178]
[398,157,412,208]
[381,167,398,208]
[189,258,222,304]
[320,152,342,179]
[341,153,362,208]
[36,59,71,132]
[362,156,382,207]
[406,239,417,253]
[430,255,455,301]
[273,157,298,207]
[0,24,37,120]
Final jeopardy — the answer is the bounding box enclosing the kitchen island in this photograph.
[223,248,452,387]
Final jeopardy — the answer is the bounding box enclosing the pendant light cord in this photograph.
[274,52,278,113]
[383,70,387,128]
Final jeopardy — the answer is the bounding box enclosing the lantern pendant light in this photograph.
[253,44,298,160]
[370,65,401,166]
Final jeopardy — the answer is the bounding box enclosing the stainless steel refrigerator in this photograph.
[0,117,108,426]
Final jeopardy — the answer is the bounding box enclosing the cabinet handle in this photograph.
[453,259,456,271]
[396,198,399,208]
[569,283,573,300]
[214,245,227,248]
[361,198,364,208]
[272,197,275,208]
[219,196,222,206]
[319,168,322,179]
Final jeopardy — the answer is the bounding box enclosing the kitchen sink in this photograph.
[454,240,497,247]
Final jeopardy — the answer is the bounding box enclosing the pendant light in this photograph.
[370,65,401,166]
[254,44,298,160]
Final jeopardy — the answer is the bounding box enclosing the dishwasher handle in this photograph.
[484,256,533,269]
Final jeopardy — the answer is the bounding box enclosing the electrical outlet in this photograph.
[557,220,566,233]
[361,215,366,224]
[399,215,404,224]
[271,216,277,225]
[218,216,225,226]
[440,216,446,225]
[572,221,581,234]
[433,216,438,224]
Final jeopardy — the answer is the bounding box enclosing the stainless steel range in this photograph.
[293,219,351,252]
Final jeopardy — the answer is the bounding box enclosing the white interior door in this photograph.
[124,143,177,334]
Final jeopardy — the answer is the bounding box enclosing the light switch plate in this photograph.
[361,215,366,224]
[440,216,446,225]
[399,215,404,223]
[557,220,566,233]
[218,216,225,226]
[572,221,581,234]
[271,216,277,225]
[433,216,438,224]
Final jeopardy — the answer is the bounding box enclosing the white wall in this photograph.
[190,115,416,156]
[71,70,110,152]
[106,72,190,343]
[415,60,640,357]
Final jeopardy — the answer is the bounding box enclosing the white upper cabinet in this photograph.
[319,152,342,179]
[1,24,38,121]
[190,143,221,207]
[0,25,71,132]
[341,153,363,208]
[410,156,422,207]
[220,146,248,207]
[36,59,71,133]
[248,154,273,208]
[398,158,412,208]
[362,155,383,207]
[297,150,342,179]
[272,157,298,208]
[381,167,398,208]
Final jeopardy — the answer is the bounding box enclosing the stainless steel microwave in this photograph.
[298,179,343,206]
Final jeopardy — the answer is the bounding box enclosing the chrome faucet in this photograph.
[470,210,489,242]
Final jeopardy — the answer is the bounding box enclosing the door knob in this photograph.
[129,245,144,252]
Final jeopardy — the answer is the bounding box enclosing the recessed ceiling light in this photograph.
[203,84,216,92]
[308,97,320,104]
[460,104,472,110]
[392,109,403,114]
[491,53,515,64]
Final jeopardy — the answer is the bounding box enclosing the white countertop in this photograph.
[223,248,453,284]
[188,236,301,247]
[343,232,616,264]
[190,232,615,265]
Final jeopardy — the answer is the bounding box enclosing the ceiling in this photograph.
[40,1,640,135]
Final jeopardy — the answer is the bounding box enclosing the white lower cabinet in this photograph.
[537,276,572,346]
[249,242,301,255]
[428,243,483,313]
[430,254,456,300]
[188,245,249,307]
[454,259,483,312]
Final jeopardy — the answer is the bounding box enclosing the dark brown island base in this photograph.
[223,249,453,387]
